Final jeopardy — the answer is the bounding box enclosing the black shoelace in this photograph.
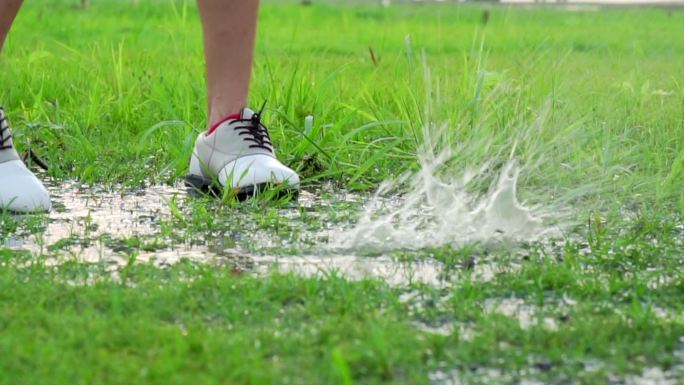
[0,107,13,151]
[233,102,273,152]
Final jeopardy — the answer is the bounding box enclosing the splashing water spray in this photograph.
[330,123,565,253]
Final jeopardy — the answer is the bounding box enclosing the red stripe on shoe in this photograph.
[207,113,241,136]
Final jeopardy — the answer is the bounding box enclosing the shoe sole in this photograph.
[184,174,299,202]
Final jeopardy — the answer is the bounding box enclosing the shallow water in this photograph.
[2,176,539,286]
[5,180,186,261]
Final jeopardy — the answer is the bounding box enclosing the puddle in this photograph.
[2,173,540,287]
[4,179,185,258]
[0,180,451,286]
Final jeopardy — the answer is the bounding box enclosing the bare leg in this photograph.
[0,0,23,52]
[197,0,260,128]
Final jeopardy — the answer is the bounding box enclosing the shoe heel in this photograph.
[185,153,215,195]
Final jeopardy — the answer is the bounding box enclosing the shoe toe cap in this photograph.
[218,155,300,190]
[0,160,51,213]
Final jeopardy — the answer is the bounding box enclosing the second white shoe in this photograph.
[0,107,51,213]
[186,107,300,199]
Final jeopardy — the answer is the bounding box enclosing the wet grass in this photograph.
[2,217,683,384]
[1,1,684,384]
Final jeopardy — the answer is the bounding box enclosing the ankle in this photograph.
[208,97,247,129]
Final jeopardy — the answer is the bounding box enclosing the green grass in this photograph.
[3,1,683,196]
[1,1,684,384]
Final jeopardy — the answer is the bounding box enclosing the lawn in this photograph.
[1,1,683,384]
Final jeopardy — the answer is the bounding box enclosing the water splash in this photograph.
[331,127,563,252]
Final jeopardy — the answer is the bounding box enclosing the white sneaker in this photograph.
[186,107,300,199]
[0,107,51,213]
